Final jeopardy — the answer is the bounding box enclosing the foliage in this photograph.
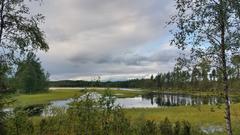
[14,53,49,93]
[0,95,6,134]
[133,117,202,135]
[66,91,131,135]
[138,120,158,135]
[0,0,48,66]
[0,0,48,132]
[5,109,34,135]
[159,118,173,135]
[0,0,49,91]
[0,60,9,92]
[3,91,207,135]
[50,64,240,92]
[38,108,71,135]
[169,0,240,133]
[231,55,240,79]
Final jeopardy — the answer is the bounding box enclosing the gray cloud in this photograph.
[70,43,180,66]
[34,0,177,81]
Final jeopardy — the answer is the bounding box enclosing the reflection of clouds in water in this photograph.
[201,126,223,134]
[116,97,158,108]
[47,93,225,110]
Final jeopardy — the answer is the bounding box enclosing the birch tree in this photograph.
[169,0,240,134]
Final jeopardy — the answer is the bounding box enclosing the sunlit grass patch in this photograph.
[12,89,83,106]
[124,103,240,127]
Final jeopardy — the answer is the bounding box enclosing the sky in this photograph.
[32,0,180,81]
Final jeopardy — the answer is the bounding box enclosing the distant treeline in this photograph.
[50,70,240,92]
[51,56,240,91]
[49,79,147,88]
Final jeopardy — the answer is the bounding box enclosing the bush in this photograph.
[38,108,71,135]
[174,121,181,135]
[139,120,158,135]
[181,121,191,135]
[5,109,34,135]
[160,117,173,135]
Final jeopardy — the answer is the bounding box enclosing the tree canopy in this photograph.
[169,0,240,134]
[231,55,240,79]
[15,53,49,93]
[0,0,49,90]
[0,0,48,132]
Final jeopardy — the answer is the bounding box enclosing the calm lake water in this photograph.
[46,92,235,109]
[50,87,142,92]
[39,91,238,118]
[4,91,238,116]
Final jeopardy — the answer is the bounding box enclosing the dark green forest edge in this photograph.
[50,56,240,93]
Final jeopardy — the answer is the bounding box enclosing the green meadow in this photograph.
[11,88,143,106]
[11,88,240,126]
[124,104,240,125]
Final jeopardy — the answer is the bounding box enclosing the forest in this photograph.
[50,56,240,91]
[0,0,240,135]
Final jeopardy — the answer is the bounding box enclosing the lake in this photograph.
[44,91,236,111]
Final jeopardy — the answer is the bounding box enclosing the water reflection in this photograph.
[115,97,158,108]
[142,92,226,107]
[46,92,233,110]
[201,125,223,134]
[8,92,238,116]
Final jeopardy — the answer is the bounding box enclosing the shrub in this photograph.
[5,109,34,135]
[159,117,173,135]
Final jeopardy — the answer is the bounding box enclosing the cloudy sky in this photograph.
[33,0,180,81]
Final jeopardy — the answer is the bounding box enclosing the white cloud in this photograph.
[34,0,178,81]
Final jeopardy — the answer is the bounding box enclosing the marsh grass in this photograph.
[10,88,143,106]
[12,89,83,106]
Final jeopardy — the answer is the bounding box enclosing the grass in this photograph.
[17,88,239,126]
[124,103,240,128]
[123,103,240,134]
[12,89,83,106]
[10,88,143,106]
[30,101,240,134]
